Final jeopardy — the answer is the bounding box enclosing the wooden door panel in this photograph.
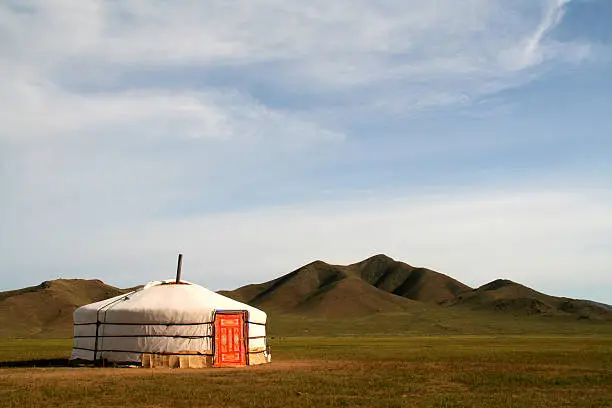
[214,312,246,366]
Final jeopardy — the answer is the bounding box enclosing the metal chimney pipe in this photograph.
[176,253,183,283]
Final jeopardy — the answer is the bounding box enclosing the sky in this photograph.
[0,0,611,303]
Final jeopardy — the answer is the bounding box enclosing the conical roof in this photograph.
[74,279,267,325]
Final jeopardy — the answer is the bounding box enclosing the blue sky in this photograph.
[0,0,611,303]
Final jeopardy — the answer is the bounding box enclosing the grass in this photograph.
[268,310,612,337]
[0,339,71,363]
[1,336,611,407]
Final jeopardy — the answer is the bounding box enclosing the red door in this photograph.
[214,312,247,367]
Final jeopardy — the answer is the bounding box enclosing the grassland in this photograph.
[1,336,611,407]
[268,310,612,337]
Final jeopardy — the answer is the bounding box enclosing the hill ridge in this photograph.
[1,255,611,338]
[0,279,130,338]
[222,255,611,320]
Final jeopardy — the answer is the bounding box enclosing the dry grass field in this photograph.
[1,335,611,408]
[1,268,611,407]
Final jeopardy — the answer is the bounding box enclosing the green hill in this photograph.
[1,254,610,338]
[449,279,612,320]
[220,254,471,316]
[0,279,130,338]
[221,254,611,321]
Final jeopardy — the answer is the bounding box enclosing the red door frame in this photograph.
[213,310,248,367]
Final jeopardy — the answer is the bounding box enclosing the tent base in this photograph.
[142,349,270,368]
[68,349,271,368]
[141,353,213,368]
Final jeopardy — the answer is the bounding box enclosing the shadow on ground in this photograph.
[0,359,71,368]
[0,359,152,368]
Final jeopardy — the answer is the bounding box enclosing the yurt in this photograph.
[70,258,270,368]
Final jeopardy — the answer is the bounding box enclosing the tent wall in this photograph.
[71,321,267,364]
[70,281,269,366]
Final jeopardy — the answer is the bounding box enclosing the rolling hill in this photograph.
[219,257,426,317]
[0,279,131,338]
[448,279,612,320]
[220,254,470,317]
[221,254,612,320]
[0,254,610,338]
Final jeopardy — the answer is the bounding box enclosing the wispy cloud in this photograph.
[1,0,609,303]
[499,0,589,71]
[0,0,590,144]
[4,186,611,302]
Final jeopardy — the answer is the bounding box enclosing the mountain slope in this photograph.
[220,259,421,317]
[221,254,472,316]
[449,279,611,320]
[1,255,610,339]
[350,254,471,304]
[0,279,131,338]
[222,255,611,321]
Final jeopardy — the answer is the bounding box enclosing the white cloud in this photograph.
[0,0,608,305]
[0,82,344,144]
[0,0,590,145]
[2,186,610,302]
[499,0,589,71]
